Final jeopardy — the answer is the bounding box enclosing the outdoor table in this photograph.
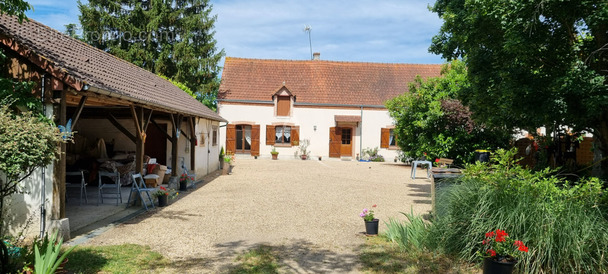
[410,160,432,179]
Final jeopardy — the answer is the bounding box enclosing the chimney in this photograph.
[313,52,320,60]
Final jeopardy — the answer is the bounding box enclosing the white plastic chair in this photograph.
[98,171,122,205]
[127,173,156,210]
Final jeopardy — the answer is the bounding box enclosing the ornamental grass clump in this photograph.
[429,148,608,273]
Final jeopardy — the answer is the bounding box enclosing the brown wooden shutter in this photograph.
[266,125,275,145]
[277,96,290,116]
[380,128,390,148]
[291,126,300,146]
[251,125,260,156]
[226,124,236,154]
[329,127,341,158]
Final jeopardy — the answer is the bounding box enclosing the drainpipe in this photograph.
[40,74,47,238]
[360,105,363,160]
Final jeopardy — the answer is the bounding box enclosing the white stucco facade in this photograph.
[218,103,401,161]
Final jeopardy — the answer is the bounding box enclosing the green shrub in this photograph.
[430,148,608,273]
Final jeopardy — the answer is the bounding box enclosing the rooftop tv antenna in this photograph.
[303,25,312,60]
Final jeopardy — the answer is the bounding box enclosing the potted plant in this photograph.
[271,146,279,160]
[219,147,225,170]
[298,139,310,160]
[223,153,235,175]
[359,204,378,235]
[179,173,193,191]
[152,186,178,207]
[480,229,529,274]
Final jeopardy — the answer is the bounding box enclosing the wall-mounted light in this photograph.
[313,125,317,131]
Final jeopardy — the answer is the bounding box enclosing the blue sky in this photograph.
[25,0,445,66]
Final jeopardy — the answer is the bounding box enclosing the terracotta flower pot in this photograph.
[271,153,278,160]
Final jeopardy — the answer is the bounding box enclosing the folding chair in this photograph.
[127,173,156,210]
[98,171,122,205]
[66,170,88,205]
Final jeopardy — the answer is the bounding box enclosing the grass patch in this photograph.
[359,236,476,273]
[229,245,280,274]
[64,244,170,273]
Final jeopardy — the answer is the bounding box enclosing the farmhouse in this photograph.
[218,54,442,161]
[0,15,225,238]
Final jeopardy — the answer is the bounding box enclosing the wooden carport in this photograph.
[0,15,226,222]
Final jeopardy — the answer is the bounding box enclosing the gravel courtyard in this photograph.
[83,158,432,273]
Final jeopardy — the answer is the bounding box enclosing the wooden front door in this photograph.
[340,128,352,156]
[329,127,341,158]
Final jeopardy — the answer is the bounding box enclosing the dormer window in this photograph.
[273,86,294,117]
[277,96,290,116]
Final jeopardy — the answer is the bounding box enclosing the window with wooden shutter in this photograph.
[380,128,390,148]
[226,124,236,154]
[274,125,291,144]
[251,125,260,156]
[266,125,275,145]
[276,96,290,116]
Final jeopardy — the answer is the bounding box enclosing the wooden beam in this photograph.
[70,95,87,130]
[130,105,143,139]
[151,118,172,141]
[107,113,136,143]
[143,109,153,132]
[134,106,145,174]
[179,123,191,142]
[189,117,196,171]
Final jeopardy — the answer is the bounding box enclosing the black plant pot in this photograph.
[483,257,516,274]
[365,219,379,235]
[158,195,168,207]
[179,181,188,191]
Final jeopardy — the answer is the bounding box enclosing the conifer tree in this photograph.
[78,0,224,96]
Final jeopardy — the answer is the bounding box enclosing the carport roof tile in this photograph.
[0,15,226,122]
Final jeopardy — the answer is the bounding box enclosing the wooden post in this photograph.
[131,106,145,174]
[170,114,180,176]
[189,117,196,171]
[52,88,67,219]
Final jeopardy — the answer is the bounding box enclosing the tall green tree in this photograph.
[429,1,608,171]
[386,60,511,164]
[78,0,224,96]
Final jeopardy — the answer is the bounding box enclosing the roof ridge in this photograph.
[225,56,444,66]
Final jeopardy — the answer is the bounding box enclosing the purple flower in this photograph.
[363,208,368,213]
[359,213,366,217]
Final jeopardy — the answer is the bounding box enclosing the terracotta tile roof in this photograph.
[219,57,442,106]
[0,15,225,122]
[335,115,361,122]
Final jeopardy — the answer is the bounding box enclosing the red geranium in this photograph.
[481,229,528,262]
